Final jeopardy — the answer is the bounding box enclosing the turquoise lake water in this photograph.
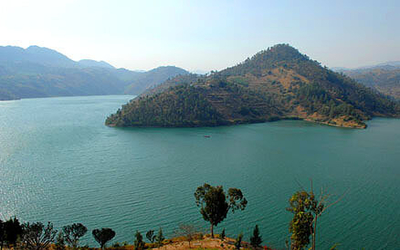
[0,95,399,249]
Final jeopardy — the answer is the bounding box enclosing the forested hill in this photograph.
[0,45,188,100]
[106,44,400,129]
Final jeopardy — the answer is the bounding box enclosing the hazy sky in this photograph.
[1,0,399,71]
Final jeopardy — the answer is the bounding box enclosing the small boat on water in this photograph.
[204,135,211,138]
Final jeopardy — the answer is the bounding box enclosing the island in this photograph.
[106,44,400,129]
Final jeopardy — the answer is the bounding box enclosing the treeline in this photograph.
[140,74,203,97]
[106,78,283,127]
[106,84,225,127]
[220,44,310,77]
[2,183,344,250]
[294,83,364,121]
[0,219,166,250]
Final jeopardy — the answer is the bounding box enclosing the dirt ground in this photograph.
[152,237,269,250]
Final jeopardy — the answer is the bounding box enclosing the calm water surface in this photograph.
[0,95,399,249]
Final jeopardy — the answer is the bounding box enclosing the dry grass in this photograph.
[151,236,271,250]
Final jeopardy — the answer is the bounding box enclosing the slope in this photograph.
[104,44,398,128]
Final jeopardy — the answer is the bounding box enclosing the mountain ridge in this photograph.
[0,45,189,100]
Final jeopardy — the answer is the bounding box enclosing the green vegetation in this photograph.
[156,227,164,247]
[250,225,262,248]
[92,228,116,250]
[107,44,400,129]
[194,183,247,238]
[287,184,344,250]
[287,191,314,250]
[22,222,57,250]
[0,217,22,250]
[145,230,156,243]
[133,231,145,250]
[219,229,225,240]
[63,223,88,249]
[234,233,243,250]
[0,182,347,250]
[54,232,66,250]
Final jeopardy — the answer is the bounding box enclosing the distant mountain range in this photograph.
[0,45,189,100]
[106,44,400,129]
[332,61,400,72]
[333,62,400,99]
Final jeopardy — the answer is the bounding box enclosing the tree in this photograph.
[133,231,145,250]
[174,224,199,248]
[194,183,247,238]
[155,228,164,247]
[234,233,243,250]
[286,191,314,250]
[92,228,116,250]
[145,230,155,243]
[250,225,262,249]
[0,220,4,250]
[54,232,66,250]
[308,183,346,250]
[219,229,225,240]
[287,182,346,250]
[4,217,23,248]
[62,223,87,249]
[21,222,57,250]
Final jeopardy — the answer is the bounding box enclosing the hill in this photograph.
[123,66,189,95]
[0,45,76,68]
[106,44,400,129]
[0,45,188,100]
[78,59,115,69]
[340,67,400,99]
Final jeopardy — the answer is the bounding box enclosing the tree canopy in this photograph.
[92,228,116,250]
[194,183,247,237]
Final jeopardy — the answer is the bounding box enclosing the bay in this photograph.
[0,95,399,249]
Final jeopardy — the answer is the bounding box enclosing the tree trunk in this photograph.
[312,215,318,250]
[210,224,214,238]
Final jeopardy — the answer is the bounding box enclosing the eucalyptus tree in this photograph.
[287,191,315,250]
[287,182,346,250]
[62,223,87,249]
[194,183,247,238]
[92,228,116,250]
[21,222,57,250]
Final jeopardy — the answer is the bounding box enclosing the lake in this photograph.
[0,95,399,249]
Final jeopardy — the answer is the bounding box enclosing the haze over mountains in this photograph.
[0,45,189,100]
[106,44,400,129]
[334,62,400,99]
